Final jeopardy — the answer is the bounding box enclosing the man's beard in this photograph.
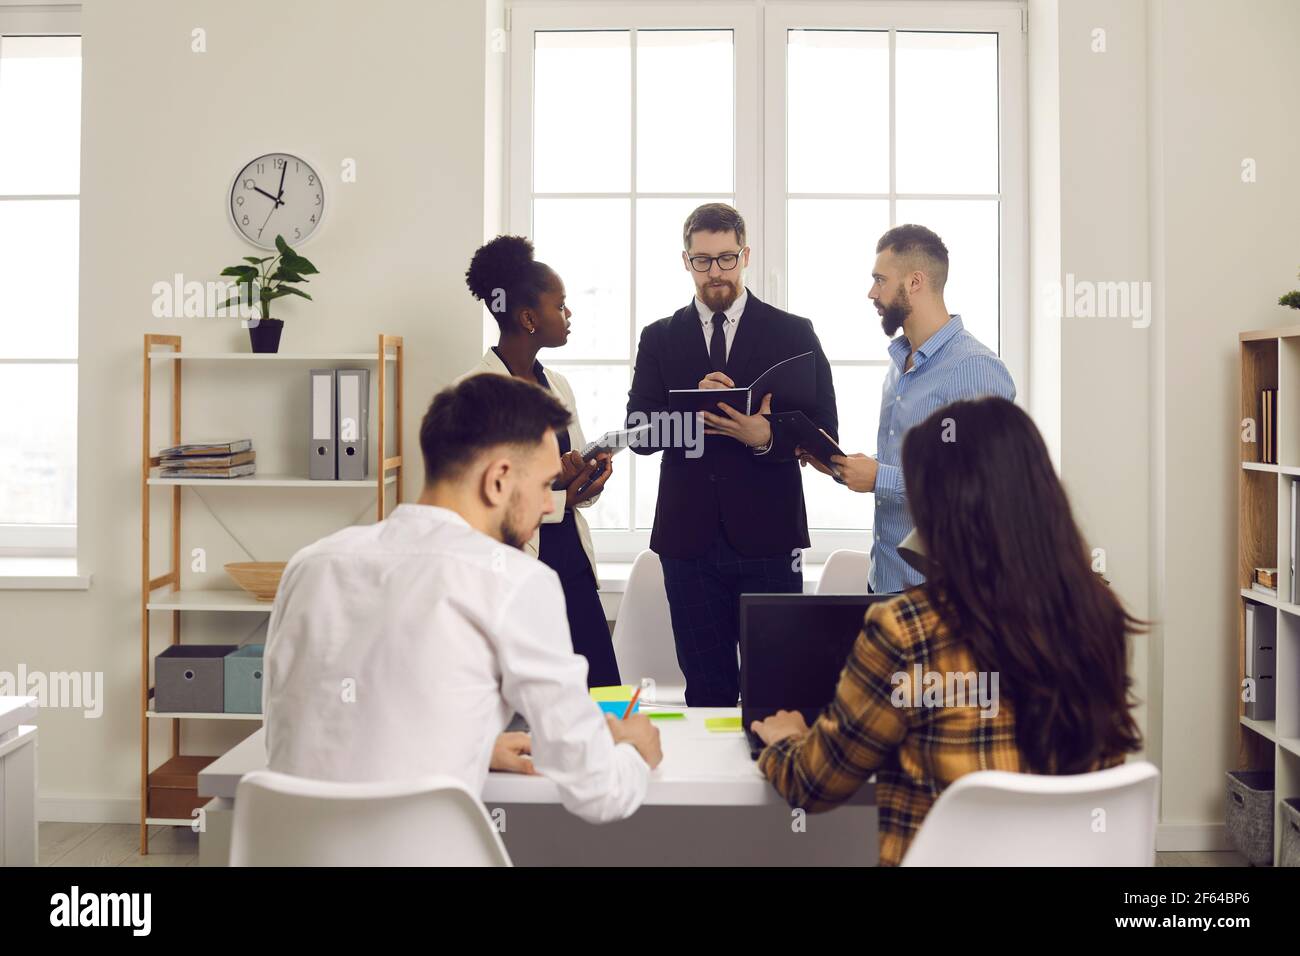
[879,288,911,337]
[499,490,538,550]
[700,277,741,313]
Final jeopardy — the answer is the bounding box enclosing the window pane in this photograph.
[894,199,999,351]
[895,32,998,194]
[635,196,730,333]
[787,198,891,361]
[802,363,883,530]
[636,30,732,192]
[0,36,81,194]
[788,30,888,194]
[0,364,76,524]
[548,363,630,530]
[533,198,630,360]
[0,199,78,358]
[534,32,630,193]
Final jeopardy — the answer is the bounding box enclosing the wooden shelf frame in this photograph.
[1236,328,1300,865]
[139,333,404,854]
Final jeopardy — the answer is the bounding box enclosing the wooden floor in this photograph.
[38,821,1250,867]
[41,822,200,867]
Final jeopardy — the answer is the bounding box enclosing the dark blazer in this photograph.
[625,290,838,559]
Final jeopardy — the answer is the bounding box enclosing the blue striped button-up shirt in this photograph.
[870,315,1016,593]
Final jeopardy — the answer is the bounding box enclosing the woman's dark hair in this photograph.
[464,235,554,327]
[901,396,1143,774]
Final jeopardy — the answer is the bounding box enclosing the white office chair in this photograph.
[900,761,1160,866]
[229,770,512,867]
[816,549,872,594]
[610,550,687,703]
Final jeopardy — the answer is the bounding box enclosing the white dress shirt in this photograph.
[262,503,649,824]
[694,287,771,454]
[695,287,748,363]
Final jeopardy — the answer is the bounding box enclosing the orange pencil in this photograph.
[621,687,642,720]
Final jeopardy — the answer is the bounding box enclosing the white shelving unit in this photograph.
[138,333,405,851]
[1237,328,1300,865]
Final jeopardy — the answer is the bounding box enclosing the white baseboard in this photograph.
[40,795,138,825]
[1155,823,1229,852]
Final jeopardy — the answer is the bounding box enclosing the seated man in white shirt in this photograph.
[263,373,662,824]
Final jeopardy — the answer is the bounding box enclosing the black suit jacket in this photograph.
[625,290,838,559]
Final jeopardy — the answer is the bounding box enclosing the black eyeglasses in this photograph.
[687,251,742,273]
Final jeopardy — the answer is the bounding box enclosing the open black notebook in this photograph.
[668,351,815,415]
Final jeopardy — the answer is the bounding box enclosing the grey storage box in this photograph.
[1225,770,1274,866]
[154,645,236,713]
[223,644,265,714]
[1281,798,1300,868]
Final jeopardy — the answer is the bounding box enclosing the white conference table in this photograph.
[197,706,877,866]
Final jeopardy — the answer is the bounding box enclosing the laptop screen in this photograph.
[739,594,892,722]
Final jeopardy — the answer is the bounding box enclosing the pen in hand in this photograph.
[621,686,643,720]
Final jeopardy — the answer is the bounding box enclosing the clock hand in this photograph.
[258,201,277,238]
[253,185,284,207]
[276,161,287,201]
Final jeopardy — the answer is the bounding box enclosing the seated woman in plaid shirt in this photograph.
[751,396,1144,866]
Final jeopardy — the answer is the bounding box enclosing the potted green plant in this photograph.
[1281,269,1300,311]
[219,234,318,353]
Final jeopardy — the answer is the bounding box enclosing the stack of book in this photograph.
[159,440,255,479]
[1261,388,1277,464]
[1251,566,1278,598]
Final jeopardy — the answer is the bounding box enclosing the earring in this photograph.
[528,326,536,335]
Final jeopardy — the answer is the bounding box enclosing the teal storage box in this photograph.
[223,644,265,714]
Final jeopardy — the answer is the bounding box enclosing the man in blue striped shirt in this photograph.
[800,224,1015,593]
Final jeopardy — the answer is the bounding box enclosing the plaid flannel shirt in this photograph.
[757,586,1124,866]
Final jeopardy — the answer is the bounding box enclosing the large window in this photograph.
[0,15,81,558]
[503,2,1025,559]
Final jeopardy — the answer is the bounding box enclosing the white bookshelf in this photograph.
[138,332,405,855]
[1237,328,1300,865]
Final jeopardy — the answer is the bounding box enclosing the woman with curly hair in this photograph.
[461,235,620,688]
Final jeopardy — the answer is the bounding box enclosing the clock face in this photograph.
[228,152,325,249]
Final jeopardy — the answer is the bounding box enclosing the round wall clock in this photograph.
[228,152,325,249]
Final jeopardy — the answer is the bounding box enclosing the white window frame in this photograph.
[505,0,1027,563]
[0,5,81,558]
[508,2,760,561]
[763,1,1028,394]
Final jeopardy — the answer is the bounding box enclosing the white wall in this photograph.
[1034,0,1300,845]
[1,0,490,821]
[1045,0,1154,761]
[1152,0,1300,832]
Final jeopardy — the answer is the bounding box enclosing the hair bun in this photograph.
[466,234,536,302]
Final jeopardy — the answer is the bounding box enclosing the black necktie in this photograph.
[710,312,727,371]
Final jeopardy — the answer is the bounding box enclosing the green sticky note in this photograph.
[705,716,743,732]
[589,685,637,702]
[646,712,685,720]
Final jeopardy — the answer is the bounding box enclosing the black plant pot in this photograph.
[248,318,284,354]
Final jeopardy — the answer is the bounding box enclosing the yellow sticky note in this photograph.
[589,685,637,702]
[705,716,743,733]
